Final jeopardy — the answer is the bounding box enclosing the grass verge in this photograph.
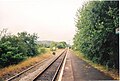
[72,50,119,80]
[0,48,52,80]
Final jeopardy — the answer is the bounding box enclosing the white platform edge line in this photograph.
[58,49,68,81]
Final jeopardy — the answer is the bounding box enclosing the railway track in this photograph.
[6,58,50,81]
[33,49,67,81]
[5,49,67,81]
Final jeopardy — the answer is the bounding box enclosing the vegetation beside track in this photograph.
[73,1,119,70]
[0,30,45,68]
[73,50,119,80]
[0,48,51,80]
[0,48,64,80]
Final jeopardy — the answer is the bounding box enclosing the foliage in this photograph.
[0,31,42,68]
[38,46,46,54]
[57,41,67,49]
[49,41,67,50]
[50,41,57,51]
[73,1,119,69]
[39,41,67,49]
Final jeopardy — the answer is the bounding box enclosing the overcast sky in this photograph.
[0,0,87,44]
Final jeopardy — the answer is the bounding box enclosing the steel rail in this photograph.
[6,57,50,81]
[6,49,66,81]
[33,49,67,81]
[51,51,67,81]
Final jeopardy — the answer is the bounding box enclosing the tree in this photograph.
[0,31,40,68]
[73,1,119,69]
[17,32,39,56]
[57,41,67,49]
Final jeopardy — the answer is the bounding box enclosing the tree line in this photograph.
[73,1,119,69]
[0,29,45,68]
[50,41,67,51]
[37,41,68,49]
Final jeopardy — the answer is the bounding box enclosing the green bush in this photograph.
[73,1,119,69]
[0,31,40,68]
